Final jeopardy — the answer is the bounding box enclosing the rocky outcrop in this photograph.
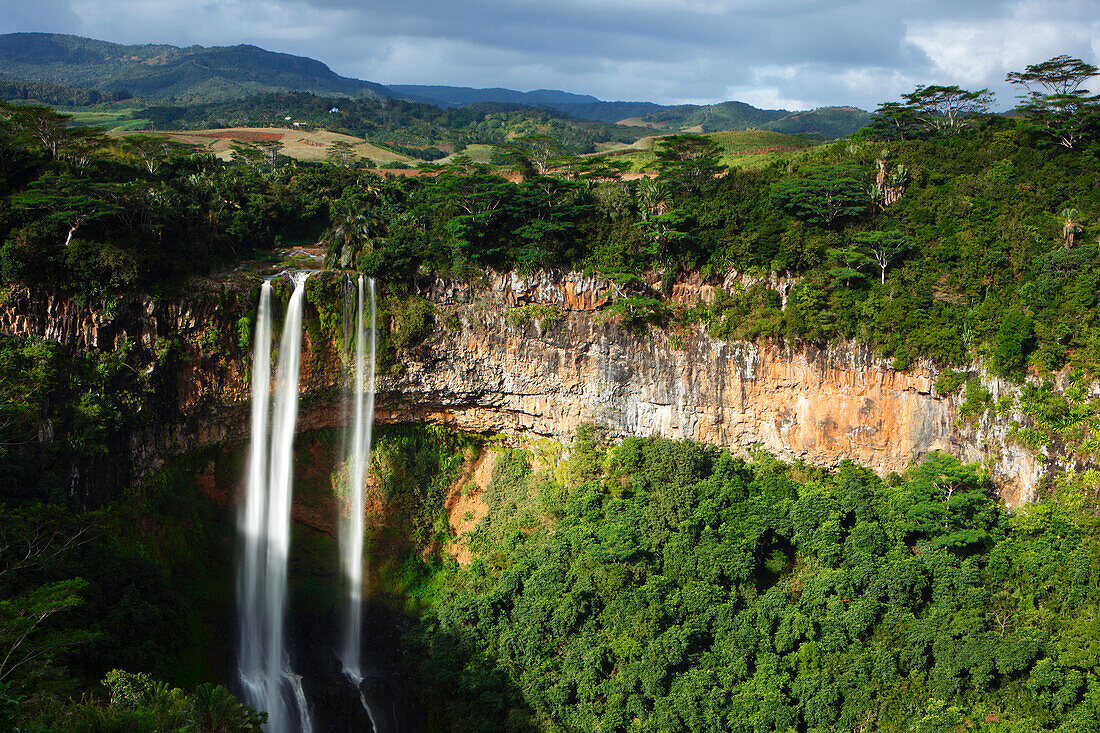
[0,270,1075,507]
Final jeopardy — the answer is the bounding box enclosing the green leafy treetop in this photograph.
[1008,55,1100,149]
[769,164,868,225]
[869,84,994,138]
[654,134,725,196]
[901,84,995,135]
[1007,54,1098,96]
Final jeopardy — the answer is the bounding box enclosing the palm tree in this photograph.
[636,178,670,221]
[1061,207,1081,248]
[323,203,378,269]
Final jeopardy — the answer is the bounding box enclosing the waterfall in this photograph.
[239,272,314,733]
[239,280,271,715]
[339,276,377,683]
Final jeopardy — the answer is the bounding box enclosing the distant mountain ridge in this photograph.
[0,32,870,138]
[389,85,869,138]
[386,84,601,108]
[0,32,393,103]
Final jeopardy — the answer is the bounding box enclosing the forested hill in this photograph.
[386,84,604,108]
[138,91,649,155]
[0,32,394,103]
[0,33,869,139]
[622,101,872,138]
[387,83,871,136]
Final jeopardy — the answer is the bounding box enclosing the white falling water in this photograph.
[339,276,377,685]
[239,280,272,712]
[239,272,314,733]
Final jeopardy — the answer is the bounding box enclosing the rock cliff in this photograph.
[0,269,1071,507]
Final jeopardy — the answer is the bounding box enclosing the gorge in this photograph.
[5,41,1100,732]
[0,268,1066,511]
[2,265,1098,732]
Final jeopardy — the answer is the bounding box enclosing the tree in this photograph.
[502,133,564,176]
[118,134,191,174]
[0,102,35,178]
[1061,208,1082,248]
[770,165,868,224]
[852,230,908,283]
[560,154,631,181]
[13,105,73,159]
[189,682,266,732]
[229,142,264,170]
[871,157,908,209]
[990,310,1035,379]
[326,139,357,167]
[827,246,873,287]
[50,670,266,732]
[0,578,89,685]
[13,172,121,247]
[655,134,725,195]
[633,208,691,260]
[1008,55,1100,149]
[254,139,284,171]
[899,85,994,135]
[1008,55,1099,96]
[322,203,381,269]
[62,127,109,169]
[0,505,92,688]
[636,178,670,221]
[867,101,923,140]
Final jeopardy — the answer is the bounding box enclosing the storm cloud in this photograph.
[4,0,1099,109]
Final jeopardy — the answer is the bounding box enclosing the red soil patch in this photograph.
[735,145,802,155]
[365,168,443,177]
[443,448,494,565]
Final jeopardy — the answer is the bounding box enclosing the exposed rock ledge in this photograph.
[0,270,1071,507]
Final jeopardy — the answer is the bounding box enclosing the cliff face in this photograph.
[0,270,1066,507]
[390,271,1047,506]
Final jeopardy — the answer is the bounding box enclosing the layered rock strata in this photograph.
[0,270,1066,506]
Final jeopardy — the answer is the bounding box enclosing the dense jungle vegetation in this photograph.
[2,55,1100,732]
[409,431,1100,733]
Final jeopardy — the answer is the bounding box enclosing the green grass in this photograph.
[585,130,815,172]
[64,106,150,131]
[449,143,497,164]
[725,148,813,169]
[706,129,812,152]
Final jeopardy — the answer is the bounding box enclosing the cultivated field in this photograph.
[438,143,497,164]
[587,129,814,171]
[114,126,414,165]
[66,106,152,131]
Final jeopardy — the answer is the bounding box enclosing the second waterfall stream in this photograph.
[339,276,383,727]
[340,275,377,678]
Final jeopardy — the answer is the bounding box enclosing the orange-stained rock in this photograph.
[0,271,1078,508]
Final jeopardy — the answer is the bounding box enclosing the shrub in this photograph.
[934,369,967,395]
[990,310,1035,380]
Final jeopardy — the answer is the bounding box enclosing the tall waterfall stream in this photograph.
[238,273,314,733]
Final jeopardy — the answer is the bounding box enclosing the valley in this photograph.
[1,31,1100,733]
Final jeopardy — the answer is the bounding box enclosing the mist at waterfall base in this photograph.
[235,273,399,732]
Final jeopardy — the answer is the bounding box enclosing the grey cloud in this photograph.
[1,0,1096,109]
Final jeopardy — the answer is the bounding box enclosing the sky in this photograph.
[3,0,1099,110]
